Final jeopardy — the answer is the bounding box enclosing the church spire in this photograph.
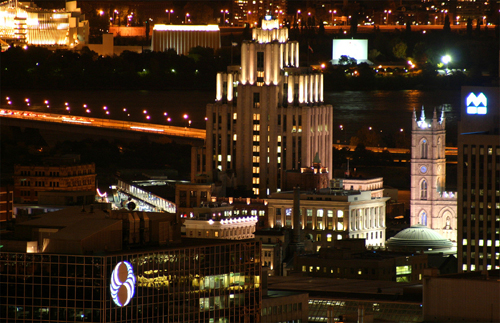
[413,107,417,121]
[440,108,445,124]
[420,106,426,122]
[433,107,437,120]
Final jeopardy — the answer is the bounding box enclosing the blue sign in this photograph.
[466,92,487,115]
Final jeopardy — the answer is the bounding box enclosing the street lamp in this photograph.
[329,10,336,25]
[441,55,451,74]
[384,10,391,25]
[221,9,229,25]
[185,13,190,24]
[456,16,460,25]
[296,10,301,23]
[166,9,174,24]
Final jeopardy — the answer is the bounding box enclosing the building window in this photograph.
[421,139,428,159]
[253,93,260,108]
[420,180,427,200]
[420,211,427,226]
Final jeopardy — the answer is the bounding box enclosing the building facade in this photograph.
[0,0,88,47]
[267,188,389,250]
[151,24,221,55]
[457,86,500,272]
[13,161,96,204]
[199,17,333,198]
[410,107,457,241]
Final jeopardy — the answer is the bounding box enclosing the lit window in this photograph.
[227,155,231,162]
[233,113,237,120]
[278,136,281,142]
[215,231,219,237]
[233,134,237,140]
[277,147,281,153]
[218,155,222,162]
[327,234,332,242]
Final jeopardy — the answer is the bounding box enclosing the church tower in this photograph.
[410,107,457,241]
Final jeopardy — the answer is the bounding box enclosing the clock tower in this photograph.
[410,107,457,241]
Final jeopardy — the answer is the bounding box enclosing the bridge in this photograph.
[0,109,206,140]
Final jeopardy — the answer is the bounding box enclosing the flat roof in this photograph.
[267,276,422,303]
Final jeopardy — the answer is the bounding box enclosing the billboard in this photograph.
[332,39,368,63]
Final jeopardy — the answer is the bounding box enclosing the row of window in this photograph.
[262,303,302,316]
[18,170,93,176]
[22,180,93,187]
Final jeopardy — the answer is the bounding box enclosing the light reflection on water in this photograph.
[325,90,460,146]
[3,89,461,145]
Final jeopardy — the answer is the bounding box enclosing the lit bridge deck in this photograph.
[0,109,206,140]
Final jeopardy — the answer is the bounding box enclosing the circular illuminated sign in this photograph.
[420,166,427,174]
[110,261,136,307]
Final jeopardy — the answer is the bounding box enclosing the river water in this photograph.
[2,89,461,146]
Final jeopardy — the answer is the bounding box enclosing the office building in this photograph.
[197,17,333,198]
[410,107,457,242]
[151,24,221,55]
[13,156,96,205]
[457,86,500,272]
[0,206,262,322]
[232,0,287,27]
[0,0,88,47]
[423,269,499,322]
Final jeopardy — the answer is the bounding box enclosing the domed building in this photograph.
[386,224,455,254]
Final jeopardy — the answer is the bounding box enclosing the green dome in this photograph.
[386,224,453,251]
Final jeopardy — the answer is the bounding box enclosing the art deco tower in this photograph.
[196,18,333,198]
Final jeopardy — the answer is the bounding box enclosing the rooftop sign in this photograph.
[466,92,487,115]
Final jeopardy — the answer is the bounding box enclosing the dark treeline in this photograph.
[1,45,225,91]
[1,23,498,91]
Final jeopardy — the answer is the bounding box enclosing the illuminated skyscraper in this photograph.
[197,17,333,198]
[458,86,500,272]
[409,107,457,242]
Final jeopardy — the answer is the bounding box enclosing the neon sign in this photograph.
[466,92,487,115]
[110,261,136,307]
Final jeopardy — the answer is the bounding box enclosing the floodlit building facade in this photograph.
[457,86,500,272]
[199,17,333,198]
[267,188,389,250]
[0,0,88,47]
[151,24,221,55]
[410,107,457,242]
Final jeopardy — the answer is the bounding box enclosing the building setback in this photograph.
[196,17,333,198]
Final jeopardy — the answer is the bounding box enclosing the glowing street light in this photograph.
[329,9,336,25]
[296,10,301,22]
[384,10,392,24]
[442,55,451,74]
[165,9,174,24]
[221,9,229,25]
[185,13,190,24]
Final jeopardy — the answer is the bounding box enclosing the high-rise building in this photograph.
[409,107,457,242]
[232,0,287,27]
[197,17,333,198]
[457,86,500,272]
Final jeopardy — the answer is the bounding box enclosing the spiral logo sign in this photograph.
[110,261,136,307]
